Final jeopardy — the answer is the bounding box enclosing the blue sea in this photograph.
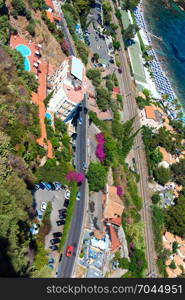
[143,0,185,107]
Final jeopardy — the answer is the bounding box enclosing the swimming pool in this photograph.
[16,44,31,72]
[45,112,52,124]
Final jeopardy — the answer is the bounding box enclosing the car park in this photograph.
[41,201,47,212]
[50,238,61,245]
[53,232,62,238]
[76,191,81,201]
[66,245,74,257]
[49,245,58,251]
[65,190,70,199]
[56,220,65,226]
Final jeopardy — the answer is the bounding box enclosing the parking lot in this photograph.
[34,188,67,249]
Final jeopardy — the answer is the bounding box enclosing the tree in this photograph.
[151,193,160,204]
[171,159,185,186]
[87,162,107,191]
[96,86,111,111]
[165,195,185,238]
[122,24,139,41]
[118,257,129,269]
[86,69,101,87]
[153,166,171,186]
[172,241,179,254]
[12,0,27,16]
[128,248,147,277]
[113,40,121,50]
[122,0,140,10]
[169,260,176,270]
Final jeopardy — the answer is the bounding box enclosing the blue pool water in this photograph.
[45,112,52,120]
[16,44,31,72]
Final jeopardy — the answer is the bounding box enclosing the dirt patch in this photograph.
[74,264,86,278]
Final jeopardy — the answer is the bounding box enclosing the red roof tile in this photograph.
[113,87,120,94]
[109,225,121,252]
[45,0,54,10]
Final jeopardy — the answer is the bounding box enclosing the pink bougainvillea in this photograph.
[66,171,85,183]
[95,133,106,163]
[116,186,124,197]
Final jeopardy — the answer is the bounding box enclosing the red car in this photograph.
[66,245,74,257]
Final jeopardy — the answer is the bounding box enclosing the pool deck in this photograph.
[10,35,53,159]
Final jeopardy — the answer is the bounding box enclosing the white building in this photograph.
[47,56,87,121]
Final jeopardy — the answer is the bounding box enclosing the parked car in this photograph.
[34,184,40,191]
[50,238,61,245]
[41,201,47,212]
[59,214,66,220]
[64,200,69,208]
[112,260,119,270]
[59,253,63,262]
[53,182,62,190]
[66,245,74,257]
[82,161,87,170]
[56,220,65,226]
[36,209,42,220]
[109,59,114,64]
[48,258,55,264]
[79,117,82,125]
[30,223,39,235]
[65,190,70,199]
[41,182,53,191]
[53,232,62,238]
[118,68,122,74]
[48,264,54,269]
[39,182,45,190]
[76,191,81,201]
[49,245,58,251]
[84,107,88,114]
[58,208,66,214]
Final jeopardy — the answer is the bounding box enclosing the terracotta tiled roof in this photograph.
[166,267,176,278]
[179,246,185,257]
[46,11,54,23]
[113,87,120,94]
[109,225,121,252]
[103,186,124,219]
[159,147,172,164]
[175,236,184,245]
[164,231,175,243]
[173,265,182,276]
[173,254,184,267]
[45,0,54,9]
[144,106,156,120]
[163,240,172,251]
[109,216,122,226]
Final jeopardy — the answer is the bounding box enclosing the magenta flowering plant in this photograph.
[116,186,123,197]
[95,133,106,162]
[66,171,85,183]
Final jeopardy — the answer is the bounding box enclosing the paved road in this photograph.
[110,2,157,276]
[57,96,88,278]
